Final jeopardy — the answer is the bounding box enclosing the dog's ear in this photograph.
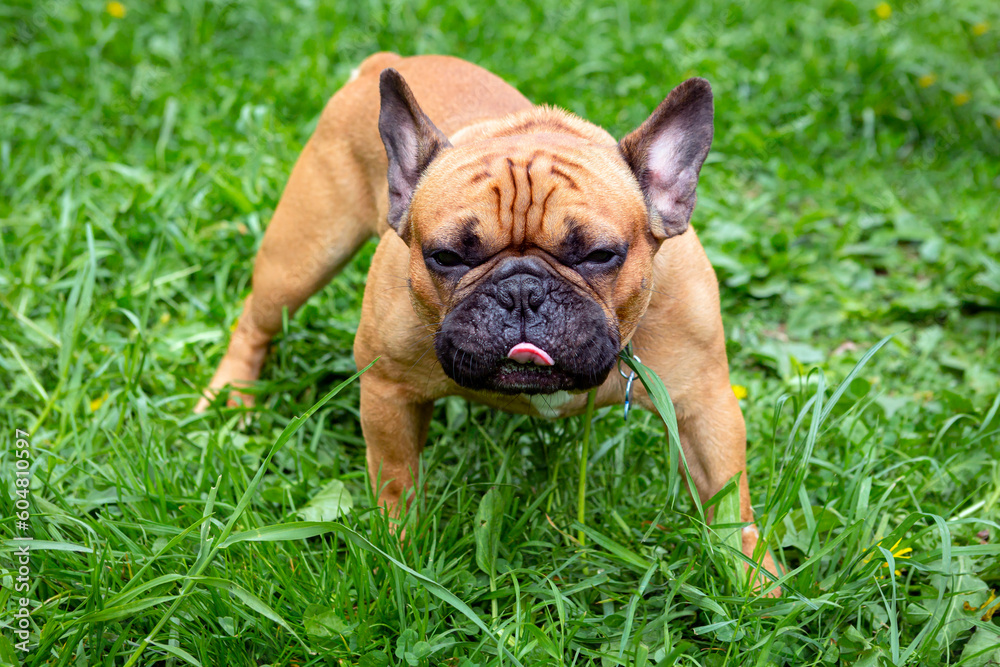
[378,68,452,243]
[619,78,714,241]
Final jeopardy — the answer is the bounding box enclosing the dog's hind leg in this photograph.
[195,132,379,412]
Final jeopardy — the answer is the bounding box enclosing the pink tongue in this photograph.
[507,342,554,366]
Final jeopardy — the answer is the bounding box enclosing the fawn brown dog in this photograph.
[196,52,779,590]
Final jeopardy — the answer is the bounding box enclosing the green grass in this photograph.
[2,0,1000,664]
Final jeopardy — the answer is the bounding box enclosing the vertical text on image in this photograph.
[13,428,33,654]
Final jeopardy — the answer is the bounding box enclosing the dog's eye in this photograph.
[430,250,464,267]
[582,249,616,264]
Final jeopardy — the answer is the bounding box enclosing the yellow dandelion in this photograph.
[159,312,171,325]
[917,73,936,88]
[965,590,1000,622]
[879,539,913,576]
[865,538,912,576]
[732,385,748,400]
[875,2,892,20]
[967,589,995,612]
[90,393,109,412]
[953,92,971,106]
[106,1,126,18]
[972,22,989,36]
[983,598,1000,622]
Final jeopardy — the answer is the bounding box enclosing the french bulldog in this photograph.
[196,52,779,590]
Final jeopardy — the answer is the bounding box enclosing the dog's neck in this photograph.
[449,106,616,147]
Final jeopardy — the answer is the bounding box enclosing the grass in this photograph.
[2,0,1000,664]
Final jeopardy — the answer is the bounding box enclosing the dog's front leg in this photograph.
[359,373,433,518]
[674,382,781,595]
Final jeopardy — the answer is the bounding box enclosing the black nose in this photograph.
[496,273,547,311]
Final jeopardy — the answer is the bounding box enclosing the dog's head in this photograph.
[378,69,713,395]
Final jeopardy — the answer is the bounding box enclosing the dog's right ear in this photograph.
[378,68,452,243]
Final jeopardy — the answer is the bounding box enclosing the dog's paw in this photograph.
[194,354,262,414]
[194,387,256,413]
[742,524,783,598]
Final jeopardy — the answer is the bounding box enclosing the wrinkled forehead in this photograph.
[412,136,649,249]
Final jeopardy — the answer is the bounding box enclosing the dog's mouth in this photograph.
[438,347,615,395]
[490,342,569,394]
[469,361,578,395]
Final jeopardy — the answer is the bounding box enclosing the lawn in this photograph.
[2,0,1000,664]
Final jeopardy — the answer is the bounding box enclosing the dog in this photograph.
[195,52,779,589]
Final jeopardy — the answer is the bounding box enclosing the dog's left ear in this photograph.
[619,78,714,240]
[378,68,453,243]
